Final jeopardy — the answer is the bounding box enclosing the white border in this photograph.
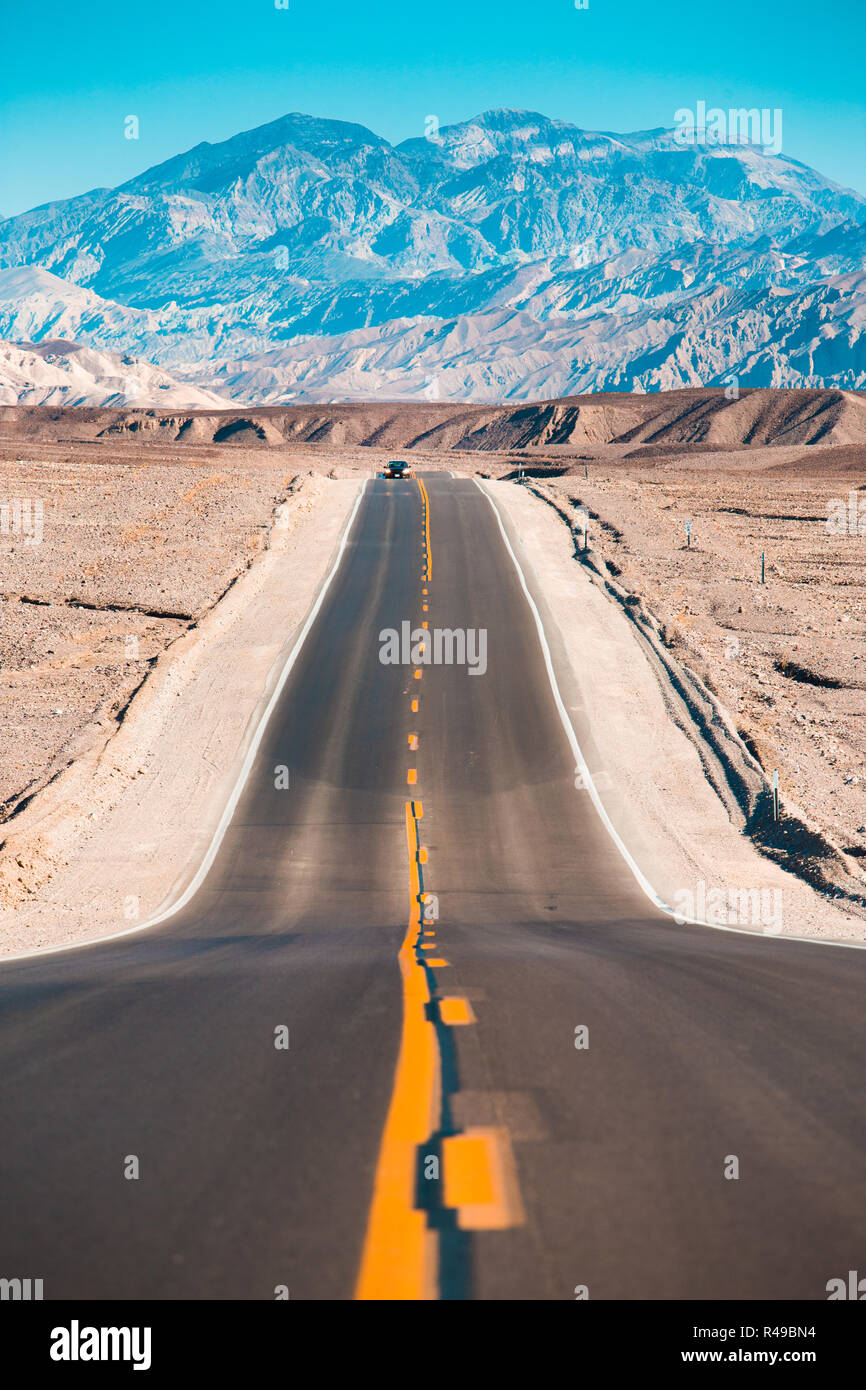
[476,479,866,951]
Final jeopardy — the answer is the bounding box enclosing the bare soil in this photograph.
[524,446,866,906]
[0,450,327,829]
[1,391,864,941]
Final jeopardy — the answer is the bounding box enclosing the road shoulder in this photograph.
[484,479,863,943]
[0,478,362,956]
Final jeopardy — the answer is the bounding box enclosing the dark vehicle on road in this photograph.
[382,460,411,479]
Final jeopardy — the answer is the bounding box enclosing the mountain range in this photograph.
[0,337,230,408]
[1,109,865,403]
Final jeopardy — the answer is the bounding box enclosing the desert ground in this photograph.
[1,386,864,945]
[533,449,866,893]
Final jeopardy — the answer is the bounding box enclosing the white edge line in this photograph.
[476,478,866,951]
[2,481,369,965]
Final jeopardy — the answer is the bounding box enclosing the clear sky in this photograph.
[2,0,865,216]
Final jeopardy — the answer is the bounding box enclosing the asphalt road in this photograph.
[1,473,865,1301]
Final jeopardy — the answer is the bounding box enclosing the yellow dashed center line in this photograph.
[439,997,476,1026]
[417,478,432,580]
[442,1129,525,1231]
[357,474,522,1298]
[355,801,440,1300]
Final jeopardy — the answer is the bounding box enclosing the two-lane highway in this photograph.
[1,474,865,1299]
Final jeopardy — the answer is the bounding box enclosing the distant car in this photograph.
[382,460,412,479]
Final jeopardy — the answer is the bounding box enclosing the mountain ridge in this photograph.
[1,108,865,403]
[3,384,864,451]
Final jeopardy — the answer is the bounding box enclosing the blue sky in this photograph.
[3,0,865,216]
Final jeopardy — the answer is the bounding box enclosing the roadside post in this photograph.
[574,506,589,552]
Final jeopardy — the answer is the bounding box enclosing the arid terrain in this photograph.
[1,386,864,933]
[526,448,866,906]
[0,452,304,830]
